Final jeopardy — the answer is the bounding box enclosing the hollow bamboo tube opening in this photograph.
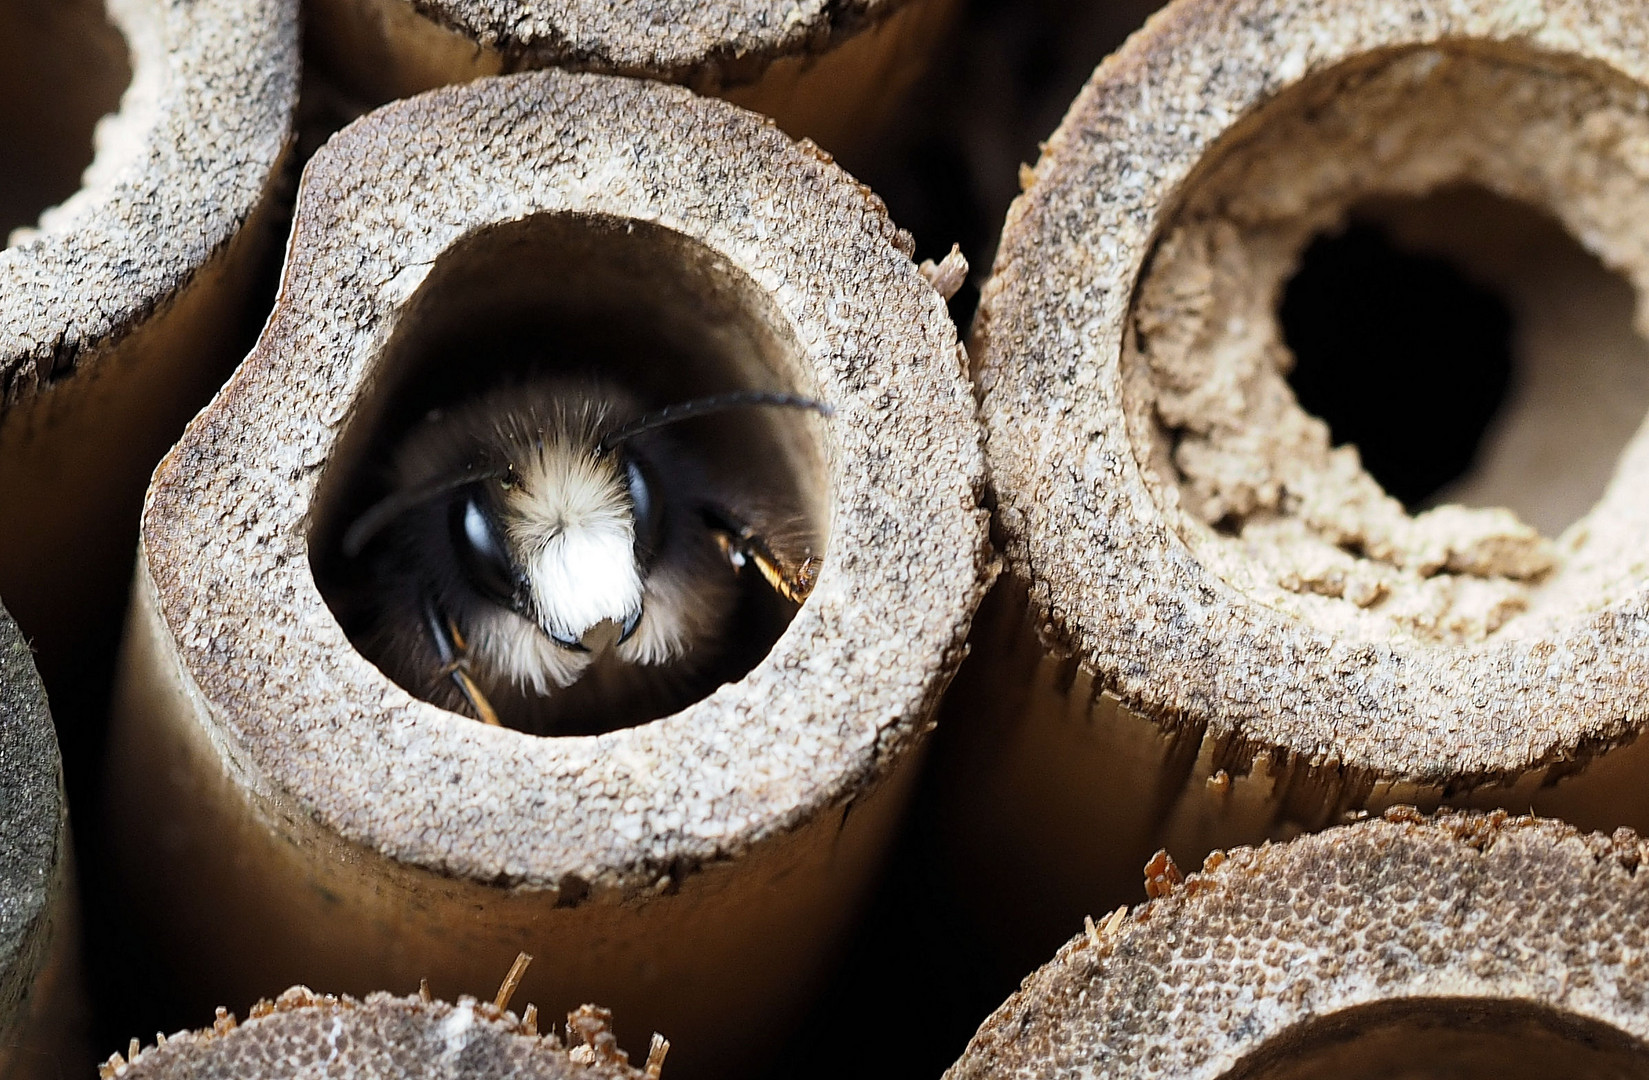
[310,213,831,735]
[0,0,129,241]
[0,603,79,1080]
[108,71,988,1079]
[304,0,957,157]
[950,0,1649,972]
[1276,186,1649,537]
[108,986,652,1079]
[0,0,297,724]
[945,811,1649,1079]
[1222,1000,1649,1080]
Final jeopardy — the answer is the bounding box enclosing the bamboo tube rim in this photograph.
[946,809,1649,1078]
[139,71,988,900]
[0,603,62,1049]
[387,0,919,88]
[109,985,650,1078]
[975,0,1649,785]
[0,0,296,407]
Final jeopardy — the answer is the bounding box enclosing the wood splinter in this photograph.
[494,952,533,1012]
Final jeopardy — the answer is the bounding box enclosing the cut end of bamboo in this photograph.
[308,0,956,155]
[0,0,296,404]
[0,0,296,732]
[943,0,1649,980]
[111,67,987,1077]
[107,987,654,1079]
[128,67,989,888]
[946,810,1649,1079]
[977,0,1649,784]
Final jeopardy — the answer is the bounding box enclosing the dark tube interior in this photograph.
[311,213,830,736]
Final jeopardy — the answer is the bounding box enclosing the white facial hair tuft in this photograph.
[506,441,644,644]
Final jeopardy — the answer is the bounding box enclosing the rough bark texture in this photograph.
[947,810,1649,1080]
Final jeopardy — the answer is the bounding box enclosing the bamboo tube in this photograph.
[0,603,79,1080]
[947,810,1649,1080]
[0,0,297,715]
[104,985,658,1079]
[107,71,988,1080]
[947,0,1649,972]
[305,0,957,156]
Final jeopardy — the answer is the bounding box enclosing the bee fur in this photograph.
[343,376,823,735]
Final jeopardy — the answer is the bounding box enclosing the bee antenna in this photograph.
[597,391,833,455]
[341,467,511,558]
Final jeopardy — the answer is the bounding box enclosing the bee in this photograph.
[339,376,830,735]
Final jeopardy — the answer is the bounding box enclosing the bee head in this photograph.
[343,385,829,658]
[453,440,659,653]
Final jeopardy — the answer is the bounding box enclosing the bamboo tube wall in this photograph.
[305,0,958,158]
[0,0,297,730]
[0,604,78,1080]
[104,70,989,1080]
[947,810,1649,1079]
[945,0,1649,973]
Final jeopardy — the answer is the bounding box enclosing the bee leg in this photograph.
[700,506,820,604]
[420,594,503,726]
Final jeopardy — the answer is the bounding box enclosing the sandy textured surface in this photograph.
[977,0,1649,783]
[1126,48,1649,647]
[110,988,652,1079]
[947,809,1649,1079]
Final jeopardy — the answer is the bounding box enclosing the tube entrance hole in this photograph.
[1122,47,1649,647]
[1222,998,1649,1080]
[1280,217,1514,509]
[1280,186,1649,535]
[0,0,131,242]
[312,214,830,737]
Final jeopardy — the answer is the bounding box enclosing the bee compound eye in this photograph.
[623,452,664,562]
[618,605,642,645]
[448,486,520,607]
